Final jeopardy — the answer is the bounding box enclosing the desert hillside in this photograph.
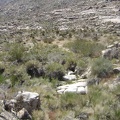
[0,0,120,120]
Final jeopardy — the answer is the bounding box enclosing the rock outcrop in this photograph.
[0,111,18,120]
[102,42,120,59]
[63,71,77,81]
[0,91,40,120]
[14,91,40,113]
[103,76,120,90]
[57,80,88,94]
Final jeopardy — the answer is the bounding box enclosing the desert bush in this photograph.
[64,53,77,72]
[76,59,88,75]
[0,62,5,83]
[43,36,54,43]
[0,62,5,74]
[88,86,102,109]
[91,58,113,78]
[60,93,87,111]
[0,74,5,83]
[32,110,44,120]
[8,66,30,86]
[8,43,26,62]
[25,60,45,78]
[47,50,66,64]
[28,43,59,63]
[65,40,104,57]
[46,62,65,81]
[77,59,87,69]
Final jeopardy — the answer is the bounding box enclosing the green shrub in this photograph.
[25,60,45,78]
[64,53,77,71]
[91,58,113,78]
[28,44,59,63]
[88,86,102,108]
[8,43,26,62]
[0,74,5,83]
[46,63,64,74]
[32,110,44,120]
[75,59,88,75]
[46,62,65,81]
[9,66,29,86]
[0,62,5,83]
[65,40,104,57]
[60,93,87,110]
[25,60,40,69]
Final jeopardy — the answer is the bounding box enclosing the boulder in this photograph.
[15,91,40,113]
[63,71,77,81]
[4,99,16,112]
[102,48,112,59]
[3,91,40,115]
[0,111,18,120]
[17,108,32,119]
[113,67,120,74]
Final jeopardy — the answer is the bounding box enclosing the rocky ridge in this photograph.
[0,0,120,33]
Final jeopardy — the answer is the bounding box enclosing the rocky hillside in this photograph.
[0,0,120,120]
[0,0,120,33]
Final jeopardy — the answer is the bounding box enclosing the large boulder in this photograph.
[3,91,40,115]
[15,91,40,113]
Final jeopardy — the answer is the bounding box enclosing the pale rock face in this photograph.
[16,91,39,102]
[63,71,77,80]
[2,91,40,116]
[57,81,88,94]
[0,91,40,119]
[15,91,40,113]
[63,75,76,80]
